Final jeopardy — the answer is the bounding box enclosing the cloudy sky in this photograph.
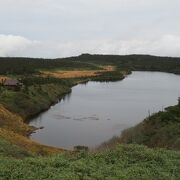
[0,0,180,58]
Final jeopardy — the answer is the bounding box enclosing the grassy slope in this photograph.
[0,144,180,180]
[0,104,34,136]
[0,138,33,159]
[0,83,72,120]
[0,77,77,155]
[0,104,65,156]
[120,105,180,150]
[0,83,71,154]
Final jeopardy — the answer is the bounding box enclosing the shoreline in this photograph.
[28,71,180,150]
[1,69,179,153]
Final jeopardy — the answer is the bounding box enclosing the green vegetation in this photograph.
[0,77,75,119]
[0,103,64,156]
[0,57,101,75]
[1,54,180,75]
[0,54,180,179]
[90,71,127,82]
[0,138,33,159]
[120,105,180,150]
[0,144,180,180]
[0,76,76,156]
[0,104,35,136]
[77,54,180,74]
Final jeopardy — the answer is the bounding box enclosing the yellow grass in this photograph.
[41,66,115,79]
[0,104,35,136]
[0,105,64,155]
[0,128,64,155]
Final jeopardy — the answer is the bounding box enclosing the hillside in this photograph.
[0,144,180,180]
[120,104,180,150]
[1,54,180,75]
[0,104,64,156]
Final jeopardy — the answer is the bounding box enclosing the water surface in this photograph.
[30,72,180,149]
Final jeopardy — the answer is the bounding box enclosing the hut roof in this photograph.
[3,79,20,86]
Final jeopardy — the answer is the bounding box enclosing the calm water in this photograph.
[30,71,180,149]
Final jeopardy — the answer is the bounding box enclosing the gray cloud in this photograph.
[0,0,180,57]
[0,34,40,57]
[1,34,180,58]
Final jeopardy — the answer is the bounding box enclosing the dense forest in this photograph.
[1,54,180,74]
[0,56,100,75]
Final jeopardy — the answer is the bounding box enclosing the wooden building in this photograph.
[2,79,23,90]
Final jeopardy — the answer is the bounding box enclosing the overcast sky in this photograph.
[0,0,180,58]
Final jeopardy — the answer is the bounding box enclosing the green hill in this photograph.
[120,104,180,150]
[0,144,180,180]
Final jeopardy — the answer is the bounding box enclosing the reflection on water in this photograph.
[30,71,180,149]
[61,91,72,102]
[52,113,100,122]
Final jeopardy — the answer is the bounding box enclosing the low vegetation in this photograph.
[0,103,64,156]
[0,104,35,136]
[0,144,180,180]
[0,138,33,159]
[0,80,73,119]
[0,127,65,156]
[90,70,129,82]
[40,65,115,79]
[120,104,180,150]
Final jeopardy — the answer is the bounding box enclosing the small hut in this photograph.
[2,79,23,90]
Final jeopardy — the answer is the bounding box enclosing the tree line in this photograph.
[1,54,180,75]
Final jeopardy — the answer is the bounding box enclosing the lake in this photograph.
[29,71,180,149]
